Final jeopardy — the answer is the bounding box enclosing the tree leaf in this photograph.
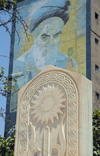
[1,67,5,70]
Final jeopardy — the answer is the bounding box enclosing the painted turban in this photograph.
[30,0,71,32]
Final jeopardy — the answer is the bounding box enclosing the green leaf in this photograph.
[4,86,9,89]
[13,79,17,82]
[1,67,5,70]
[13,0,17,4]
[94,151,98,155]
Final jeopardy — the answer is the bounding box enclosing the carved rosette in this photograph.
[17,70,78,156]
[30,84,66,125]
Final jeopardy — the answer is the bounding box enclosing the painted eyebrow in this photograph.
[41,33,50,37]
[53,31,62,36]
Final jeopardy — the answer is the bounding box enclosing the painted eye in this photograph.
[53,34,60,38]
[41,34,49,41]
[53,32,62,39]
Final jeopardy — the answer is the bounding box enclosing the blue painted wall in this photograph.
[5,0,90,138]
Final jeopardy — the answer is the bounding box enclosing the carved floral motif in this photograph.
[30,84,66,124]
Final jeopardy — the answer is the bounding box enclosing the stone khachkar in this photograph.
[14,66,93,156]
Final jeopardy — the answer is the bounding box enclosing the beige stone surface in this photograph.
[14,66,93,156]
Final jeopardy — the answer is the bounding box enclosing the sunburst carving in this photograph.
[30,84,66,124]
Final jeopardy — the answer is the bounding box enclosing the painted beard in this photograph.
[32,42,59,71]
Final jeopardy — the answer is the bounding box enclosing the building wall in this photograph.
[10,0,87,112]
[5,0,87,138]
[91,0,100,110]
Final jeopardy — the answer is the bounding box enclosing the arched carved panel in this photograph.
[17,70,78,156]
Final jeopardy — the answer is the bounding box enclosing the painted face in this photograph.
[33,17,64,51]
[32,17,64,70]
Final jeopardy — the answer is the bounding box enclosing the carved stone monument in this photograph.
[14,66,93,156]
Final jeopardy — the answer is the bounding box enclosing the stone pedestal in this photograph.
[14,66,93,156]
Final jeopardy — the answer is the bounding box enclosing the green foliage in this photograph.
[0,134,15,156]
[93,110,100,156]
[0,66,17,97]
[0,67,17,119]
[0,0,17,11]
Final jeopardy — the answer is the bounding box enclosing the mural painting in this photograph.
[10,0,86,112]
